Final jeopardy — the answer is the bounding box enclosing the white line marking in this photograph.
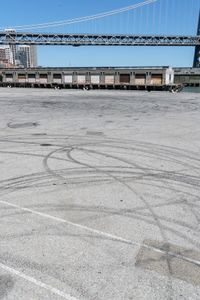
[0,262,79,300]
[0,200,134,244]
[0,200,200,268]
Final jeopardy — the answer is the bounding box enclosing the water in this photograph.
[182,86,200,93]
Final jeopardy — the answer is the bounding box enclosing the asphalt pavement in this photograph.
[0,88,200,299]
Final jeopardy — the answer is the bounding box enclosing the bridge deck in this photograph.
[0,32,200,46]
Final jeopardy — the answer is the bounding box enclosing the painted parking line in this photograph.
[0,261,79,300]
[0,200,200,268]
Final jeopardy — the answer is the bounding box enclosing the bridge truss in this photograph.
[0,32,200,47]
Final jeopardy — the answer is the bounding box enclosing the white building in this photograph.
[4,28,18,65]
[0,46,13,64]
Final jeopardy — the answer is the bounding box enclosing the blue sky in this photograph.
[1,0,200,67]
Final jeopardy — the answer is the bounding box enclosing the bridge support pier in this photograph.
[193,46,200,68]
[193,11,200,68]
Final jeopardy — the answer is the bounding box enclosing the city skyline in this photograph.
[0,0,200,67]
[0,43,37,68]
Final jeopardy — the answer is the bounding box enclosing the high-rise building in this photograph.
[30,45,37,67]
[17,45,37,68]
[5,28,18,65]
[4,28,38,68]
[0,46,13,64]
[0,47,7,62]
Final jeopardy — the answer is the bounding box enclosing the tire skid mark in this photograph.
[1,134,200,297]
[0,199,200,270]
[65,147,175,297]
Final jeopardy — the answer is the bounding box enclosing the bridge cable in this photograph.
[0,0,158,31]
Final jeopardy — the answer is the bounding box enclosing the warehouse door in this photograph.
[151,74,162,85]
[135,74,146,85]
[120,74,130,83]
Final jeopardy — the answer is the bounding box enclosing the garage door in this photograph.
[120,74,130,83]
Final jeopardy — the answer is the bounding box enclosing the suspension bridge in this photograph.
[0,0,200,67]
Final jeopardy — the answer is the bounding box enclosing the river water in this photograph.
[182,86,200,93]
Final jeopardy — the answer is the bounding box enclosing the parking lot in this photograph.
[0,88,200,299]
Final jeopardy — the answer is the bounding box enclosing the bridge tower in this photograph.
[193,11,200,68]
